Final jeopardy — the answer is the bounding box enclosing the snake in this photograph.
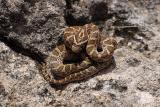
[64,23,117,62]
[39,23,117,85]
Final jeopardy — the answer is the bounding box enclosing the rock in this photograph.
[0,0,160,107]
[0,0,66,58]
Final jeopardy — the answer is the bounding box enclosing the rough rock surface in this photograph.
[0,0,66,59]
[0,0,160,107]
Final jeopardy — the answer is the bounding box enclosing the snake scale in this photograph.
[39,23,117,85]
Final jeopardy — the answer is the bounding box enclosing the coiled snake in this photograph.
[39,23,117,85]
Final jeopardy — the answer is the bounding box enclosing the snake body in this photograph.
[64,23,117,62]
[40,23,117,85]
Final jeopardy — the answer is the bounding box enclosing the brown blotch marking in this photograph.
[76,71,83,78]
[52,63,61,68]
[70,64,77,71]
[111,39,118,48]
[73,64,77,70]
[49,55,58,61]
[69,36,74,43]
[66,75,72,81]
[87,45,94,53]
[83,34,89,41]
[91,24,97,30]
[67,35,74,43]
[90,32,99,39]
[65,27,75,33]
[73,26,81,30]
[77,36,87,44]
[57,65,64,72]
[79,29,84,38]
[106,45,114,53]
[104,39,112,45]
[65,64,71,72]
[88,39,97,44]
[64,32,72,39]
[75,29,84,43]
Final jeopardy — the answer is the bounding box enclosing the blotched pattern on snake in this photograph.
[39,23,117,85]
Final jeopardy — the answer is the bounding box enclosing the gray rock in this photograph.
[0,0,66,58]
[0,0,160,107]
